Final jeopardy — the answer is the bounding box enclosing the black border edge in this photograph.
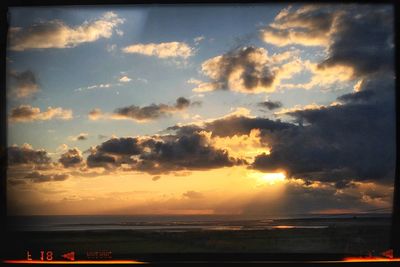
[391,1,400,259]
[0,0,8,263]
[2,0,400,7]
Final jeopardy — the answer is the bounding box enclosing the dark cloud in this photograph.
[9,105,38,122]
[260,5,337,47]
[86,137,143,169]
[59,148,83,168]
[136,132,243,174]
[262,5,393,78]
[83,139,137,169]
[76,133,88,141]
[205,116,294,138]
[52,173,69,181]
[114,104,171,121]
[86,132,243,174]
[8,145,51,165]
[199,46,276,93]
[168,115,294,138]
[165,124,203,136]
[152,176,161,181]
[113,97,198,121]
[25,171,52,183]
[319,6,394,77]
[337,89,375,104]
[248,5,396,187]
[85,137,142,168]
[344,75,395,104]
[98,137,142,155]
[24,171,69,183]
[258,100,283,110]
[8,179,27,186]
[252,76,395,184]
[175,97,191,109]
[169,75,394,186]
[9,70,39,98]
[334,179,353,189]
[86,153,117,169]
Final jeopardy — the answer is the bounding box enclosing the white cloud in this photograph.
[119,76,131,83]
[137,78,148,84]
[106,44,117,52]
[187,78,202,85]
[122,42,194,59]
[115,29,124,36]
[75,83,114,92]
[194,35,205,45]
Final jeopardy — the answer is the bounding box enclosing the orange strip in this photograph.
[5,258,400,264]
[343,257,400,262]
[3,260,146,264]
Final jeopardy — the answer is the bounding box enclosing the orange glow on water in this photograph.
[273,225,295,229]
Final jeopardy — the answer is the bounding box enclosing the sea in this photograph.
[6,213,391,232]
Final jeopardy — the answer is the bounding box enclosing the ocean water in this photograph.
[7,214,391,232]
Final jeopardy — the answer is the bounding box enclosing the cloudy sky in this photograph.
[6,4,395,216]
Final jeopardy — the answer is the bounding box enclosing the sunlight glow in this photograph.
[259,172,286,185]
[247,171,287,186]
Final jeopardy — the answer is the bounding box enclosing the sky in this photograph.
[6,4,395,216]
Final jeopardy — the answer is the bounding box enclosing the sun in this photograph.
[260,172,286,185]
[248,171,287,186]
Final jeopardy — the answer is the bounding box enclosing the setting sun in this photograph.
[247,171,287,186]
[260,172,286,185]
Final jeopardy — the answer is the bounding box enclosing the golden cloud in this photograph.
[261,5,338,47]
[9,12,124,51]
[9,105,73,122]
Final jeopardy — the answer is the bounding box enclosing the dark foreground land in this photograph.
[3,217,392,262]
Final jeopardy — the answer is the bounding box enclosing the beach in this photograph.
[4,215,392,261]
